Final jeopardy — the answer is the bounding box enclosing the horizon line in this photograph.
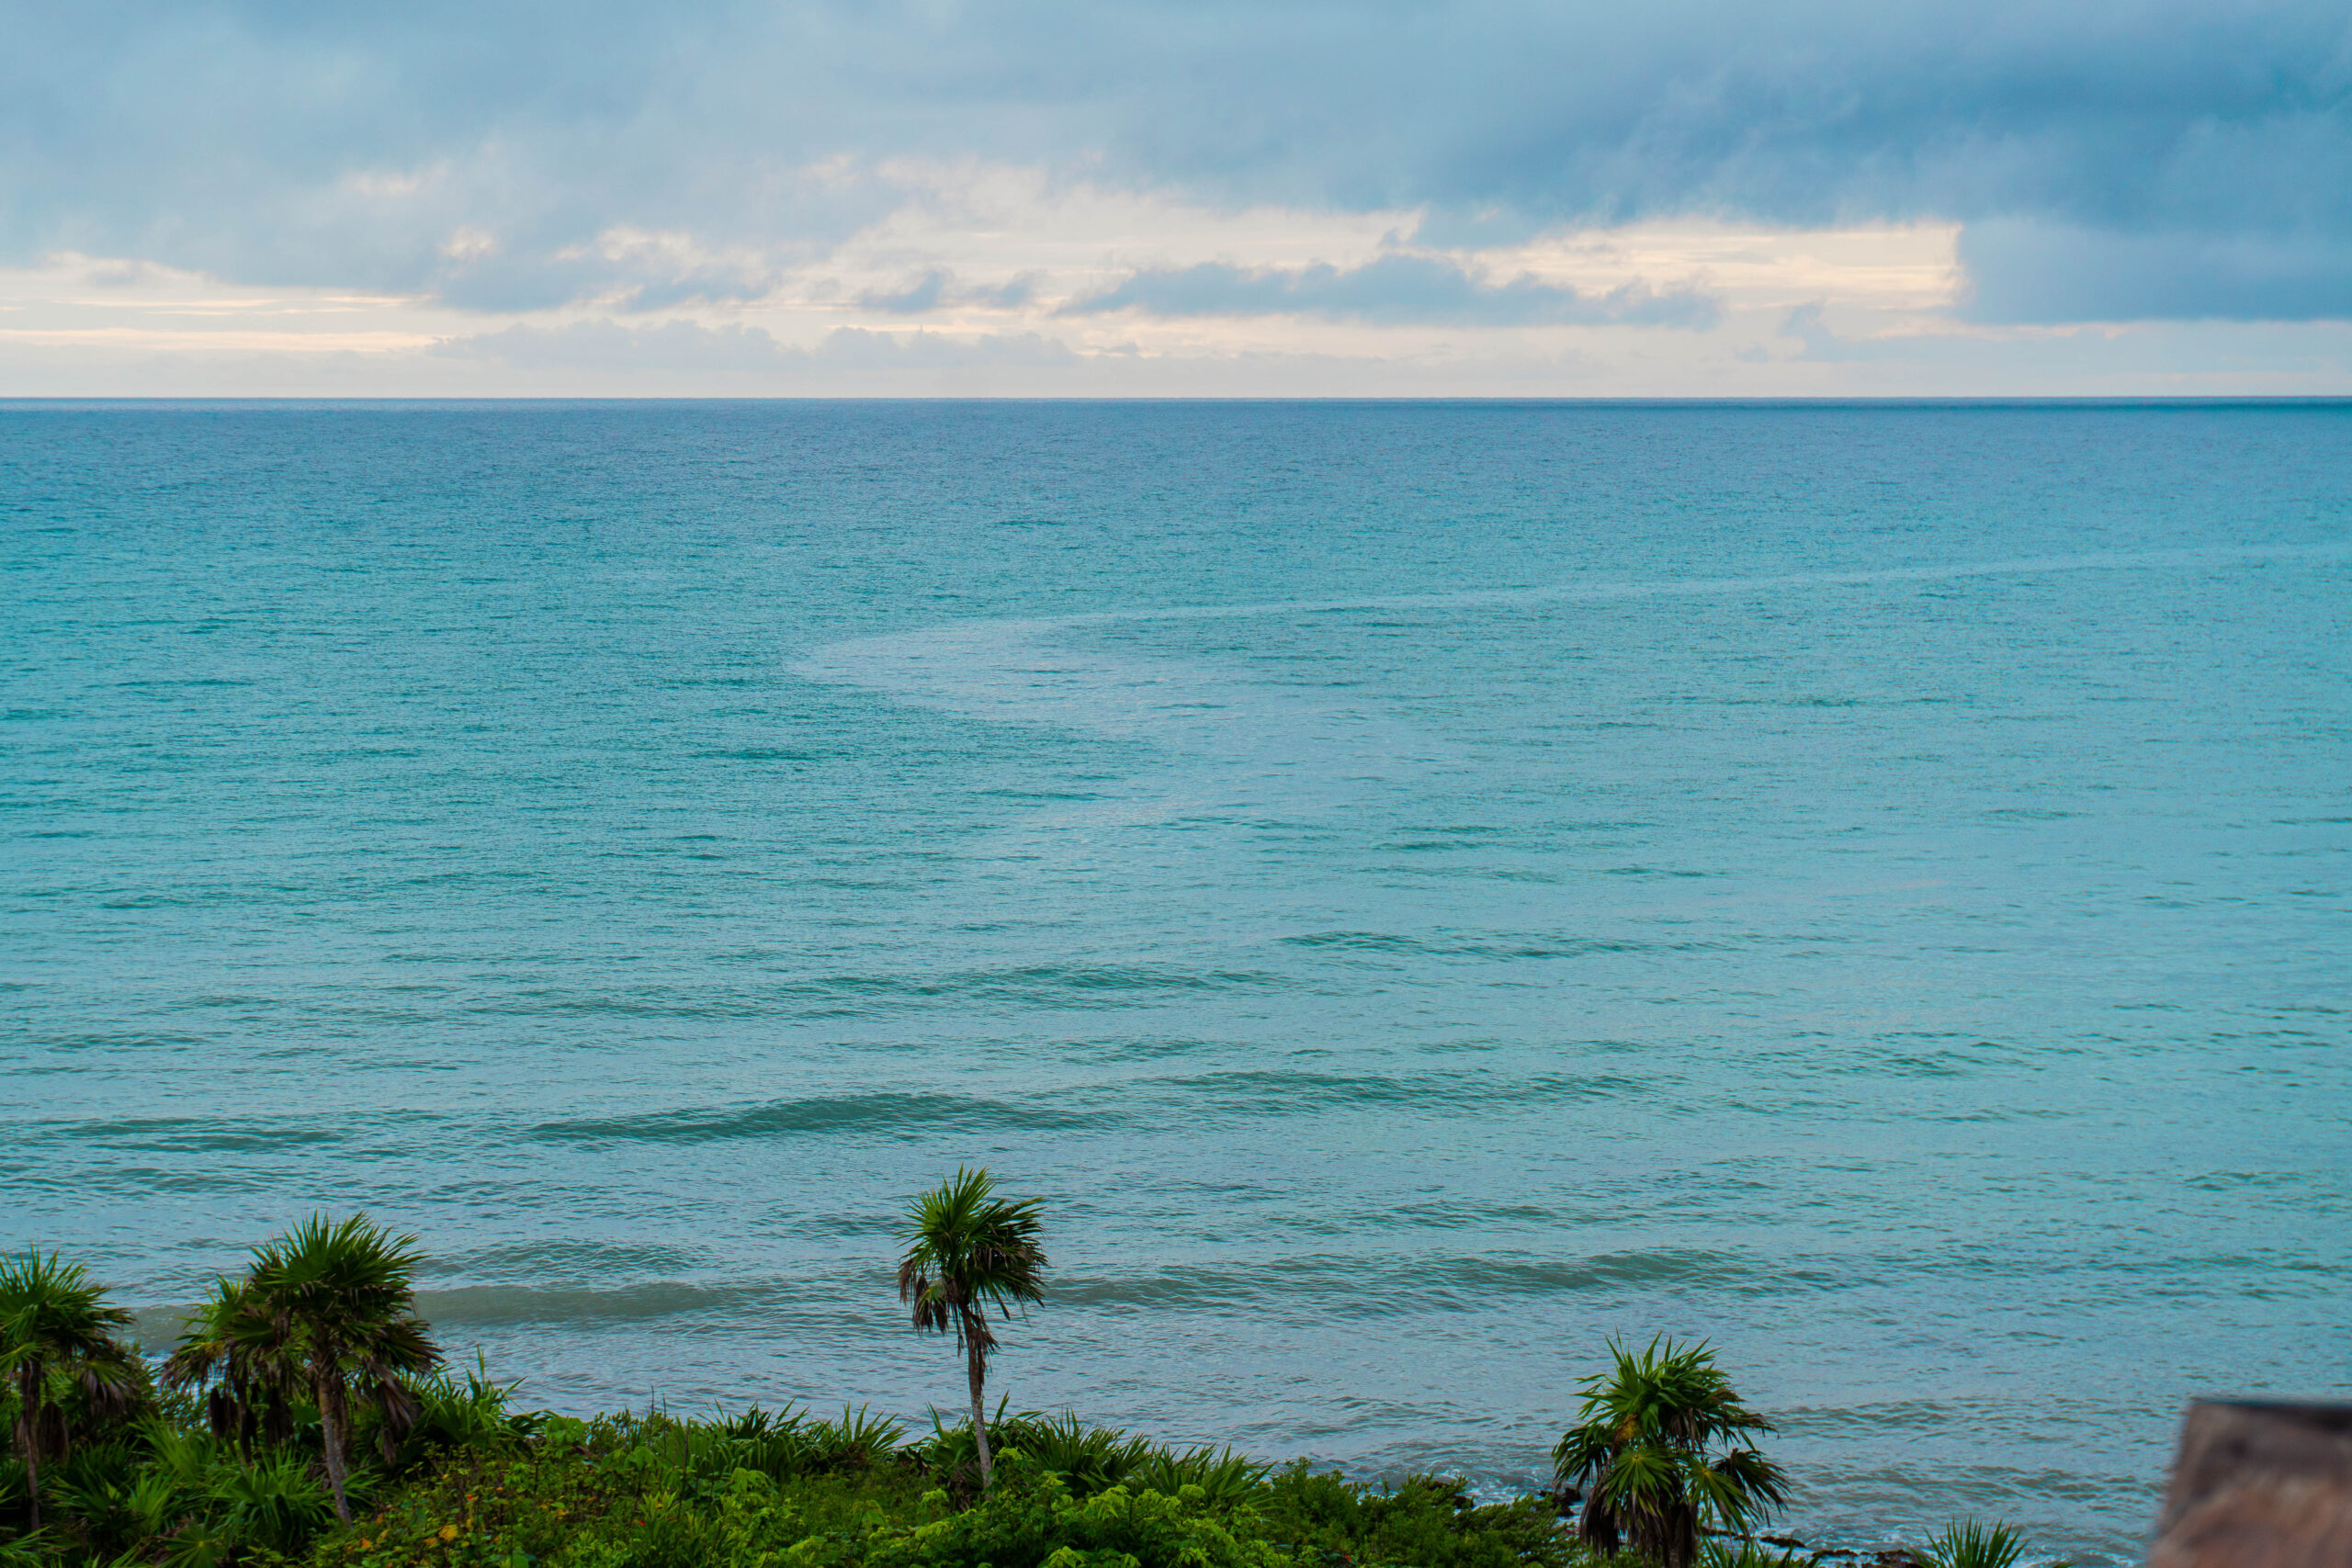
[6,394,2352,409]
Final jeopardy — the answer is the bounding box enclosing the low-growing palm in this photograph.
[187,1214,442,1524]
[1918,1519,2030,1568]
[896,1168,1046,1488]
[1553,1337,1789,1568]
[0,1247,143,1529]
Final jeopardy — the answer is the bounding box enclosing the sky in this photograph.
[5,0,2351,396]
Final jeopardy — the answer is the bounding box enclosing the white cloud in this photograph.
[0,152,2346,392]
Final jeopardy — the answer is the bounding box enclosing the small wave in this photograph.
[125,1280,840,1348]
[26,1116,349,1153]
[471,964,1287,1021]
[413,1280,791,1329]
[1141,1068,1650,1119]
[120,1305,196,1353]
[693,747,820,761]
[786,964,1287,1017]
[1278,930,1668,960]
[435,1239,715,1282]
[1050,1247,1760,1314]
[529,1090,1105,1146]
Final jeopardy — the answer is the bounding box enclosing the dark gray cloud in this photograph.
[4,0,2348,321]
[1959,221,2352,321]
[1062,255,1718,326]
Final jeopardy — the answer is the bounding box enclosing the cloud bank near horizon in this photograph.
[1061,257,1721,328]
[4,0,2349,327]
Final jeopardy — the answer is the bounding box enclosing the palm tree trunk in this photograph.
[1666,1509,1696,1568]
[316,1374,353,1524]
[965,1330,993,1488]
[17,1417,40,1530]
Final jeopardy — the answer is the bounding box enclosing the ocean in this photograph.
[4,400,2347,1564]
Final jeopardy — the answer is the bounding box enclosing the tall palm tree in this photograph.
[231,1215,441,1524]
[1552,1337,1789,1568]
[0,1247,143,1529]
[896,1168,1046,1488]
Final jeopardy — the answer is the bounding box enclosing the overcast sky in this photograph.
[5,0,2350,395]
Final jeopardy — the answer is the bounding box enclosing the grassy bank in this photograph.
[1,1372,1637,1568]
[0,1361,2052,1568]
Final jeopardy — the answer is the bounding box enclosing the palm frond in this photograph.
[1554,1338,1785,1568]
[1918,1518,2029,1568]
[0,1246,143,1526]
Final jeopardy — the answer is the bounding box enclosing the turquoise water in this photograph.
[5,401,2348,1563]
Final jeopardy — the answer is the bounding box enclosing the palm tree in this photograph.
[0,1247,143,1529]
[163,1273,304,1456]
[896,1168,1046,1488]
[1552,1337,1789,1568]
[216,1215,441,1524]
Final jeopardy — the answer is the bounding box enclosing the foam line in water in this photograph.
[792,540,2346,846]
[802,540,2348,693]
[1056,539,2352,627]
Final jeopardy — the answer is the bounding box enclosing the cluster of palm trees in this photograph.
[6,1167,1787,1568]
[0,1168,1046,1534]
[1,1250,142,1530]
[163,1215,442,1525]
[0,1215,441,1531]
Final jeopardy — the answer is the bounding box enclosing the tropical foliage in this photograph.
[0,1202,2068,1568]
[1551,1338,1789,1568]
[895,1168,1046,1488]
[1917,1518,2034,1568]
[0,1248,144,1529]
[164,1275,301,1457]
[167,1215,443,1524]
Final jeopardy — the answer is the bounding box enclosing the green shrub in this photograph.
[211,1449,338,1553]
[869,1457,1284,1568]
[806,1409,909,1474]
[391,1363,543,1470]
[1127,1448,1267,1510]
[1256,1463,1579,1568]
[0,1529,62,1568]
[1917,1519,2030,1568]
[996,1413,1153,1498]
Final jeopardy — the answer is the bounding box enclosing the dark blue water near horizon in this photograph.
[5,400,2348,1565]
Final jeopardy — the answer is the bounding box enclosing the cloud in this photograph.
[429,318,1079,374]
[859,269,952,314]
[1059,254,1718,327]
[852,267,1042,314]
[850,268,1041,314]
[432,319,796,372]
[2,0,2348,321]
[1959,221,2352,322]
[1769,300,1909,362]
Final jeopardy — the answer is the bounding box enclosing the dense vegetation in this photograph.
[2,1185,2052,1568]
